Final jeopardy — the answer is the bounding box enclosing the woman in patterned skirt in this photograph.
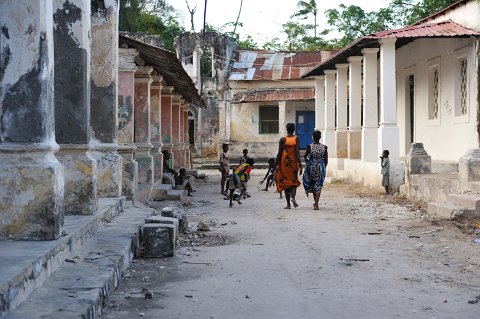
[302,130,328,210]
[276,123,302,209]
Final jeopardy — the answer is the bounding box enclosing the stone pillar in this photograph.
[378,38,400,163]
[161,86,174,165]
[0,0,64,240]
[179,103,186,168]
[118,48,138,200]
[459,149,480,192]
[171,94,182,168]
[314,76,325,131]
[348,56,363,159]
[150,75,164,183]
[90,0,122,197]
[53,0,97,215]
[184,108,191,169]
[134,66,154,191]
[335,64,349,158]
[405,143,431,198]
[361,48,379,162]
[324,70,336,153]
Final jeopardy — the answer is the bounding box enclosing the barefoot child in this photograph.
[175,168,194,197]
[260,158,276,191]
[228,158,254,207]
[380,150,390,195]
[219,143,230,196]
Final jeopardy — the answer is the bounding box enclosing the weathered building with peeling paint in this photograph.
[0,0,202,241]
[174,32,335,160]
[304,0,480,214]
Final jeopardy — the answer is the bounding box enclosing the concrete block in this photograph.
[143,224,175,258]
[161,206,176,217]
[166,189,185,200]
[447,194,480,211]
[151,183,172,201]
[406,143,431,175]
[459,149,480,192]
[428,202,463,219]
[145,216,178,239]
[174,211,188,234]
[469,181,480,194]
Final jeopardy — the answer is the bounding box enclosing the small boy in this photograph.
[380,150,390,195]
[162,150,178,185]
[260,158,276,191]
[239,149,250,165]
[175,168,194,197]
[227,158,254,207]
[219,143,230,196]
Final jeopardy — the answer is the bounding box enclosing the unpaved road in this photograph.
[103,171,480,319]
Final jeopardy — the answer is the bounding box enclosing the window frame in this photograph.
[427,57,441,126]
[453,47,469,123]
[258,105,279,134]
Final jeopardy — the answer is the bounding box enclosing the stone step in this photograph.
[151,183,172,201]
[166,189,186,201]
[447,193,480,211]
[469,181,480,194]
[427,202,465,219]
[0,198,126,318]
[4,202,155,319]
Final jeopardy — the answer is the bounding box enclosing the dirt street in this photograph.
[103,171,480,319]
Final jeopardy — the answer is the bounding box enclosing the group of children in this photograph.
[219,144,256,207]
[219,143,391,208]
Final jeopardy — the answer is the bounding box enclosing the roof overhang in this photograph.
[119,34,205,108]
[232,88,315,103]
[302,20,480,78]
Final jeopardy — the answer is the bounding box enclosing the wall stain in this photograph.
[118,95,133,130]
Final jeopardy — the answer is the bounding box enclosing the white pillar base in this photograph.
[362,127,378,162]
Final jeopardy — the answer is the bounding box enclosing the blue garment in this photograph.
[302,143,326,193]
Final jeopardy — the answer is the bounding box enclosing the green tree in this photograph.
[291,0,319,39]
[388,0,459,26]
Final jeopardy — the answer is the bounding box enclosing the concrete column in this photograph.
[171,94,182,168]
[90,0,122,197]
[335,64,349,158]
[184,108,191,169]
[180,103,186,168]
[379,38,400,163]
[161,86,174,165]
[150,75,163,183]
[324,70,336,153]
[0,0,64,240]
[134,66,154,193]
[348,56,363,159]
[53,0,97,215]
[361,48,379,162]
[279,101,287,137]
[118,48,138,200]
[314,76,325,131]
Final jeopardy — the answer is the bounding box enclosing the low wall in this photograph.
[327,158,405,193]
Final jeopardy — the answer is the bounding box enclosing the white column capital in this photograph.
[379,37,397,45]
[348,56,363,63]
[314,75,325,81]
[335,63,349,70]
[324,69,337,76]
[361,47,379,55]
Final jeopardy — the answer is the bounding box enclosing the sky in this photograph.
[168,0,391,45]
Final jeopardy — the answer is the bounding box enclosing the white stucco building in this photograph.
[303,0,480,194]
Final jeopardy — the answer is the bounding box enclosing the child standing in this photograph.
[260,158,276,191]
[380,150,390,195]
[239,149,250,165]
[219,143,230,196]
[228,158,254,207]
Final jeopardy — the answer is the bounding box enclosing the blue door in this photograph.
[296,111,315,149]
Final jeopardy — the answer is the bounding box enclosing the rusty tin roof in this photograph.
[230,50,335,81]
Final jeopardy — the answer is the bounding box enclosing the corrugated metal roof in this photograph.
[232,88,315,103]
[368,20,479,38]
[119,34,205,107]
[230,50,335,81]
[303,20,480,78]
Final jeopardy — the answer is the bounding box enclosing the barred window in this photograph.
[428,66,440,120]
[459,59,467,116]
[259,106,279,134]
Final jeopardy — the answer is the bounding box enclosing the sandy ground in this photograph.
[102,170,480,319]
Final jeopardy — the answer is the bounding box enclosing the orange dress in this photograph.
[276,136,301,192]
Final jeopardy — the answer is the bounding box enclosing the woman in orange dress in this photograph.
[276,123,302,209]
